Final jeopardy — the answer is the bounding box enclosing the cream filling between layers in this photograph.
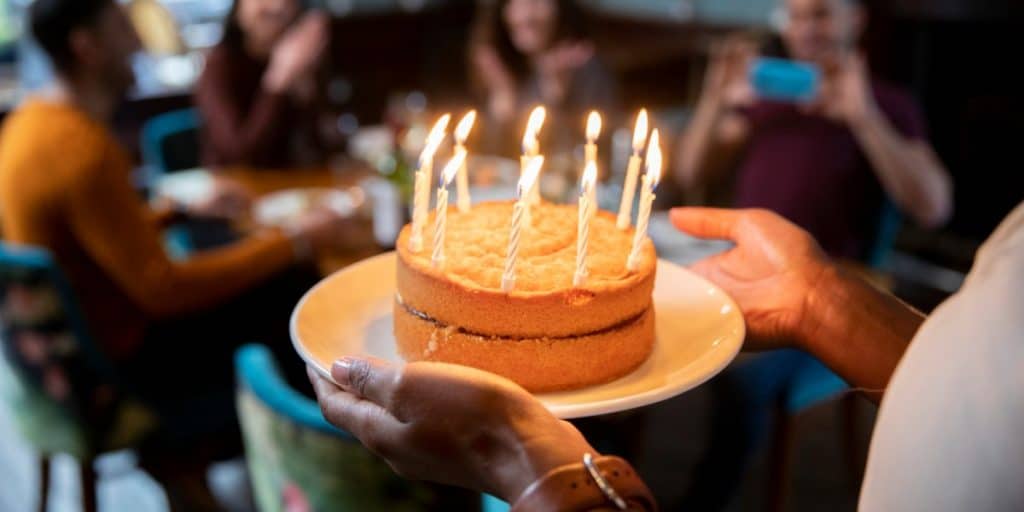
[395,293,648,341]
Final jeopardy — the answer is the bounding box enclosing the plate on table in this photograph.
[291,253,745,419]
[152,168,215,205]
[254,188,363,228]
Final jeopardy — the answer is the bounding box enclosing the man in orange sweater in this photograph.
[0,0,343,411]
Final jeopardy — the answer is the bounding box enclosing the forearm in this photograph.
[144,231,296,317]
[800,264,925,403]
[196,75,291,165]
[851,109,953,227]
[677,92,729,189]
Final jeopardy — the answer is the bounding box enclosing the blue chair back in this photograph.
[235,344,464,511]
[140,108,202,175]
[0,243,122,456]
[867,200,904,269]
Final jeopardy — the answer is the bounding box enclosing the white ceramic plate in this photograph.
[291,252,745,419]
[152,168,214,205]
[254,188,360,228]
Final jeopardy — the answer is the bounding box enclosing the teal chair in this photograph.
[0,242,158,512]
[140,108,213,256]
[235,344,480,511]
[140,108,202,176]
[482,494,510,512]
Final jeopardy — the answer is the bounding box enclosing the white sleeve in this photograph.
[859,204,1024,512]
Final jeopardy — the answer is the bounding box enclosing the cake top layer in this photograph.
[399,201,656,292]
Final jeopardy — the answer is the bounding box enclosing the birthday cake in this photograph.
[394,200,657,392]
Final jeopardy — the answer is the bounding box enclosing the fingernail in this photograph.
[332,358,356,386]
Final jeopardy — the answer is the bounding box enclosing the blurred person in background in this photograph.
[678,0,952,254]
[197,0,339,169]
[673,0,953,508]
[469,0,620,159]
[0,0,348,487]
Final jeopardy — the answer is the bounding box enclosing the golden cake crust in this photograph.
[394,300,655,393]
[396,201,656,339]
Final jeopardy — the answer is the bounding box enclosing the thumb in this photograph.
[331,356,400,408]
[670,207,742,241]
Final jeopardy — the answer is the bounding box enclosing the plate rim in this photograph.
[290,251,745,419]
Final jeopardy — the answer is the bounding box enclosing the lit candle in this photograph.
[617,109,649,230]
[454,110,476,213]
[574,161,598,287]
[584,111,601,166]
[432,151,466,268]
[502,156,544,292]
[410,114,451,252]
[521,106,546,205]
[627,129,662,272]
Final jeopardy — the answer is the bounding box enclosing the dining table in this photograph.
[218,163,386,277]
[159,162,894,291]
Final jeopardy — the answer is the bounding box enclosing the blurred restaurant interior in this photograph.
[0,0,1021,510]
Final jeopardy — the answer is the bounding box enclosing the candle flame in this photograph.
[586,111,602,142]
[422,113,452,161]
[455,110,477,144]
[440,150,465,187]
[632,109,649,152]
[581,160,598,193]
[518,156,544,197]
[522,106,546,152]
[645,129,663,187]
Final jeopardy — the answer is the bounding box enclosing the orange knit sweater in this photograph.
[0,100,296,359]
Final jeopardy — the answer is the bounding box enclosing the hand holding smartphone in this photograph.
[749,57,821,103]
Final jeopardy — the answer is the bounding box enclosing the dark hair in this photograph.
[220,0,307,54]
[470,0,590,85]
[220,1,245,51]
[30,0,112,74]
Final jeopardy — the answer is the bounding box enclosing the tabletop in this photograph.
[219,165,385,276]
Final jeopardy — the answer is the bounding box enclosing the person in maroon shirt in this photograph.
[672,0,953,509]
[677,0,952,259]
[195,0,335,169]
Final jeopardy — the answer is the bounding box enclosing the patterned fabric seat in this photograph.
[0,242,155,459]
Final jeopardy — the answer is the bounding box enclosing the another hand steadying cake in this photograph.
[395,200,657,392]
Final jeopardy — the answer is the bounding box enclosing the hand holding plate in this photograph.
[309,359,594,503]
[670,207,833,350]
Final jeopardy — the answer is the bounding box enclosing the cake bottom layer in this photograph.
[394,300,656,393]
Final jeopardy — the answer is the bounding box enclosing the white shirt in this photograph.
[860,202,1024,511]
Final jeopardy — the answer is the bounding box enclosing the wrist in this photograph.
[797,262,848,354]
[263,63,290,94]
[697,89,735,123]
[497,418,595,503]
[847,100,883,133]
[510,455,657,512]
[489,89,516,122]
[701,88,728,111]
